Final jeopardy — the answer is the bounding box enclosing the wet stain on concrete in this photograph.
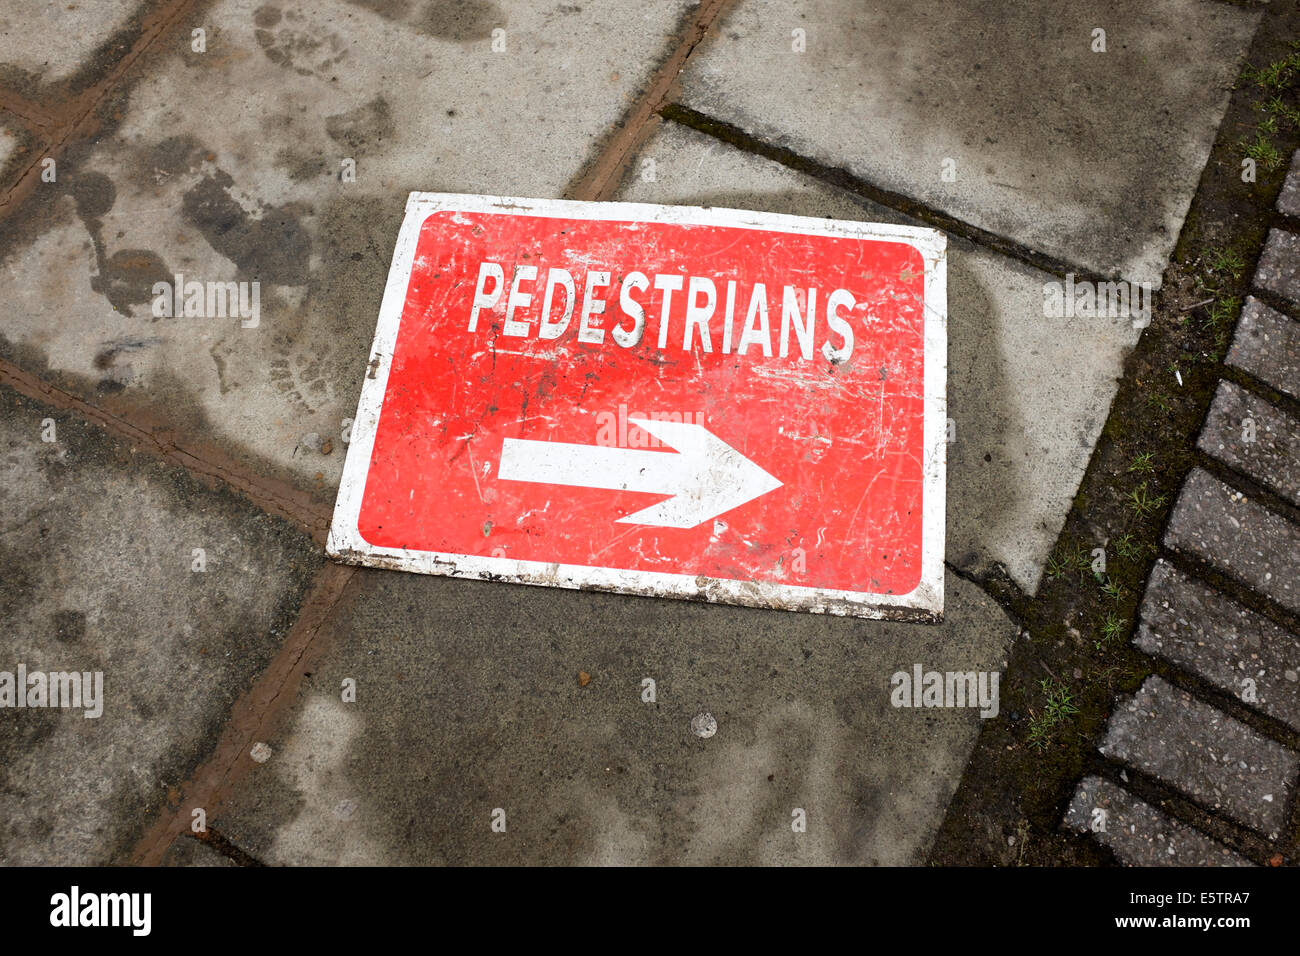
[51,610,87,644]
[254,4,283,29]
[0,546,35,618]
[181,171,311,284]
[62,170,172,316]
[416,0,504,42]
[273,147,332,183]
[147,135,201,178]
[253,6,348,77]
[326,96,395,156]
[69,171,115,222]
[92,249,171,313]
[347,0,504,43]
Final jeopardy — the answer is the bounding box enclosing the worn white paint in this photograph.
[500,418,783,528]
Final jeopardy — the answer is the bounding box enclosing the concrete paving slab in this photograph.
[1136,560,1300,733]
[1227,297,1300,399]
[212,569,1016,865]
[616,120,1139,592]
[677,0,1258,285]
[1100,676,1297,837]
[0,0,138,88]
[1200,379,1300,507]
[1065,776,1250,866]
[1165,467,1300,615]
[1254,229,1300,306]
[0,382,321,865]
[0,0,694,497]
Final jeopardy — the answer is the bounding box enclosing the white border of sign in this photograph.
[328,193,947,622]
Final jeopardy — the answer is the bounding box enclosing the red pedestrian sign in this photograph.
[329,194,947,620]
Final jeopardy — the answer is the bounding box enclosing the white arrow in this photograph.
[497,417,782,528]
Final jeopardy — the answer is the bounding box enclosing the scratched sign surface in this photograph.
[329,194,947,620]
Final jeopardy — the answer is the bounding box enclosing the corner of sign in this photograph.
[909,227,946,271]
[905,565,944,623]
[324,522,347,561]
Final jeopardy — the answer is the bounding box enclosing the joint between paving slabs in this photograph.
[1157,545,1300,665]
[1190,446,1300,529]
[130,562,358,866]
[0,90,58,133]
[0,358,331,543]
[1219,362,1300,427]
[1144,650,1300,759]
[0,0,204,214]
[943,559,1034,630]
[190,827,269,868]
[657,103,1117,284]
[564,0,738,202]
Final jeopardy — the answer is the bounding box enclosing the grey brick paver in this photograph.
[1100,677,1297,837]
[1065,776,1251,867]
[1165,468,1300,615]
[1136,560,1300,732]
[1227,297,1300,399]
[1278,150,1300,217]
[1254,229,1300,306]
[1199,379,1300,507]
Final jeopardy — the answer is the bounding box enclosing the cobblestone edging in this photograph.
[1065,151,1300,865]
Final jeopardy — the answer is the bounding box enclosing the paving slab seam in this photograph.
[1154,547,1300,666]
[1144,653,1300,764]
[1102,677,1296,840]
[190,827,267,867]
[0,0,203,217]
[1154,546,1300,667]
[564,0,738,202]
[944,560,1033,630]
[129,562,357,866]
[1276,212,1300,235]
[0,356,331,543]
[1127,669,1300,858]
[0,89,58,133]
[659,103,1114,283]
